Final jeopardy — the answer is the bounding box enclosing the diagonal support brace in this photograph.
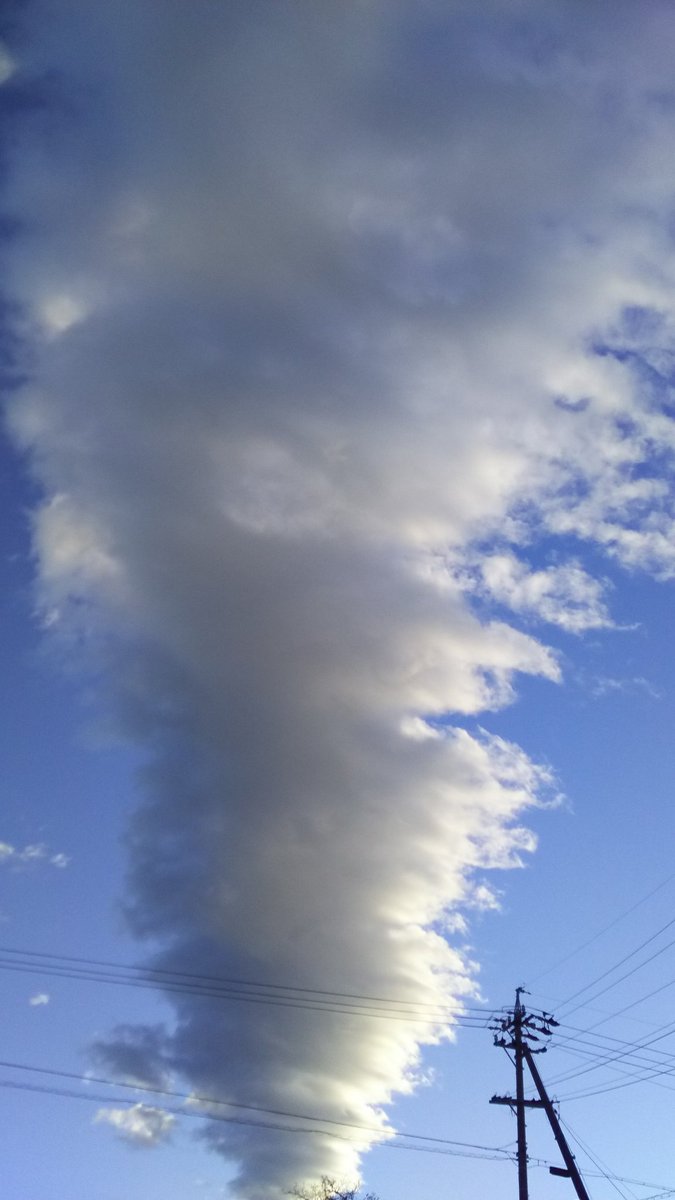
[523,1045,591,1200]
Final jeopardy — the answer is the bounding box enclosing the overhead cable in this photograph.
[556,920,675,1018]
[528,869,675,986]
[0,1056,504,1154]
[0,946,493,1025]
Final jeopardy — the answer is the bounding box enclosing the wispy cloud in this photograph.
[28,993,50,1007]
[586,674,662,701]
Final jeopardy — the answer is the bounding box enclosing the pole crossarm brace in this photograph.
[489,989,591,1200]
[490,1095,546,1108]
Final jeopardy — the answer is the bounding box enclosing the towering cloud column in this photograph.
[5,2,675,1195]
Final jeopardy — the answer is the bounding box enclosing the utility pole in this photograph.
[490,991,589,1200]
[514,988,531,1200]
[491,989,547,1200]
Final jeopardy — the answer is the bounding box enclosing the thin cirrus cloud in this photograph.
[4,2,675,1197]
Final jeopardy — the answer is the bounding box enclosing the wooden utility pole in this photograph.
[491,989,547,1200]
[514,989,531,1200]
[490,991,589,1200]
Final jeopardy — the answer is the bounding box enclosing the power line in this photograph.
[0,1056,505,1155]
[489,996,675,1197]
[25,1072,656,1191]
[528,870,675,987]
[577,974,675,1035]
[525,1019,675,1091]
[558,1051,675,1103]
[0,1077,516,1162]
[556,919,675,1018]
[547,1026,675,1082]
[546,1018,675,1090]
[542,1021,675,1097]
[0,961,490,1027]
[559,1022,675,1065]
[3,1002,673,1196]
[560,1116,635,1200]
[551,1036,675,1079]
[0,945,490,1012]
[530,987,669,1031]
[0,947,494,1026]
[547,1043,667,1096]
[555,1021,675,1101]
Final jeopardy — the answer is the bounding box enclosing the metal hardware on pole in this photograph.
[490,991,589,1200]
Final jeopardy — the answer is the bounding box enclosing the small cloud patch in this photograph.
[0,841,70,871]
[49,853,71,869]
[94,1103,176,1147]
[29,993,50,1007]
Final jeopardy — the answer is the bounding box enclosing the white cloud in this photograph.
[0,841,69,870]
[29,993,50,1007]
[20,844,47,862]
[94,1104,176,1147]
[6,2,675,1197]
[461,553,612,633]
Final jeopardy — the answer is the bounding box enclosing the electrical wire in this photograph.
[0,944,491,1012]
[528,869,675,987]
[0,946,495,1026]
[575,975,675,1035]
[546,1018,675,1090]
[0,960,489,1026]
[16,1071,663,1185]
[3,945,674,1190]
[492,1039,675,1193]
[558,1022,675,1065]
[555,1024,675,1101]
[0,1077,520,1162]
[545,1043,669,1091]
[545,1028,675,1087]
[558,1054,675,1104]
[560,934,675,1021]
[530,987,669,1031]
[0,964,491,1028]
[560,1116,634,1200]
[0,1056,508,1155]
[3,1077,517,1162]
[2,992,672,1194]
[556,916,675,1016]
[542,1021,675,1097]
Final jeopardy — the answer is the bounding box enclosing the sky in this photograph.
[7,2,675,1198]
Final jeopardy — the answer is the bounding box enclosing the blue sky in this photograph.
[6,3,675,1199]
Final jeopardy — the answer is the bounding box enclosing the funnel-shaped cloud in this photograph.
[5,2,675,1196]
